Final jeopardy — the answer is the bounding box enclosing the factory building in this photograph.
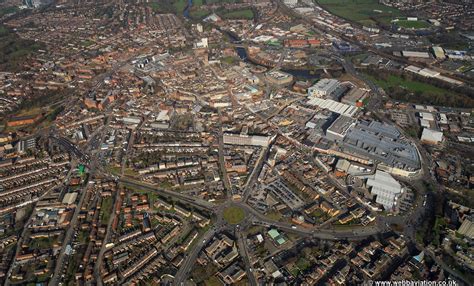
[401,51,431,58]
[307,98,359,117]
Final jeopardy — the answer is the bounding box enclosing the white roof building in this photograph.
[439,113,448,124]
[419,68,440,78]
[156,110,170,122]
[421,128,443,144]
[419,112,434,121]
[367,171,402,210]
[419,118,431,128]
[283,0,298,7]
[308,79,340,98]
[62,192,78,205]
[307,98,359,117]
[405,65,422,74]
[223,133,271,147]
[432,46,446,59]
[402,51,431,58]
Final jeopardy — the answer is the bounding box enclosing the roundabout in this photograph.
[222,205,246,225]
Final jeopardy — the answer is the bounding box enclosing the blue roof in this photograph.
[413,251,424,262]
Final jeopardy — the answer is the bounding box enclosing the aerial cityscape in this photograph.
[0,0,473,285]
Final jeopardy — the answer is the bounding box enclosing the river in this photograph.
[183,0,192,19]
[188,3,320,80]
[236,47,321,80]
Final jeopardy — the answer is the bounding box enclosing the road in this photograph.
[236,230,258,286]
[37,10,405,284]
[121,115,146,177]
[48,177,91,286]
[423,247,471,285]
[50,135,90,162]
[242,146,269,202]
[217,108,232,198]
[50,97,115,285]
[174,227,219,285]
[4,154,77,286]
[94,186,120,286]
[119,177,216,212]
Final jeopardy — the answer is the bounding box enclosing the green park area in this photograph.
[174,0,188,13]
[223,206,245,224]
[0,6,18,17]
[189,9,210,19]
[107,165,138,177]
[205,0,238,3]
[370,74,449,96]
[30,236,56,250]
[0,25,44,71]
[148,0,187,14]
[317,0,401,26]
[396,19,430,29]
[365,73,474,108]
[219,8,254,20]
[81,39,95,47]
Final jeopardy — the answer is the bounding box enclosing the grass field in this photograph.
[148,0,187,13]
[81,39,95,47]
[369,74,451,96]
[317,0,401,26]
[223,206,245,224]
[148,2,161,11]
[204,276,223,286]
[189,9,210,19]
[396,19,430,29]
[265,210,283,221]
[0,25,7,36]
[0,25,44,71]
[219,8,254,20]
[100,197,113,224]
[30,237,56,250]
[174,0,187,12]
[0,6,18,17]
[205,0,238,3]
[365,73,474,107]
[16,106,42,117]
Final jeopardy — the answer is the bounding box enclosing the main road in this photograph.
[118,177,216,212]
[236,230,258,286]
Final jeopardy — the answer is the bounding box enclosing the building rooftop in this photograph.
[307,98,359,117]
[421,128,443,143]
[341,120,420,171]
